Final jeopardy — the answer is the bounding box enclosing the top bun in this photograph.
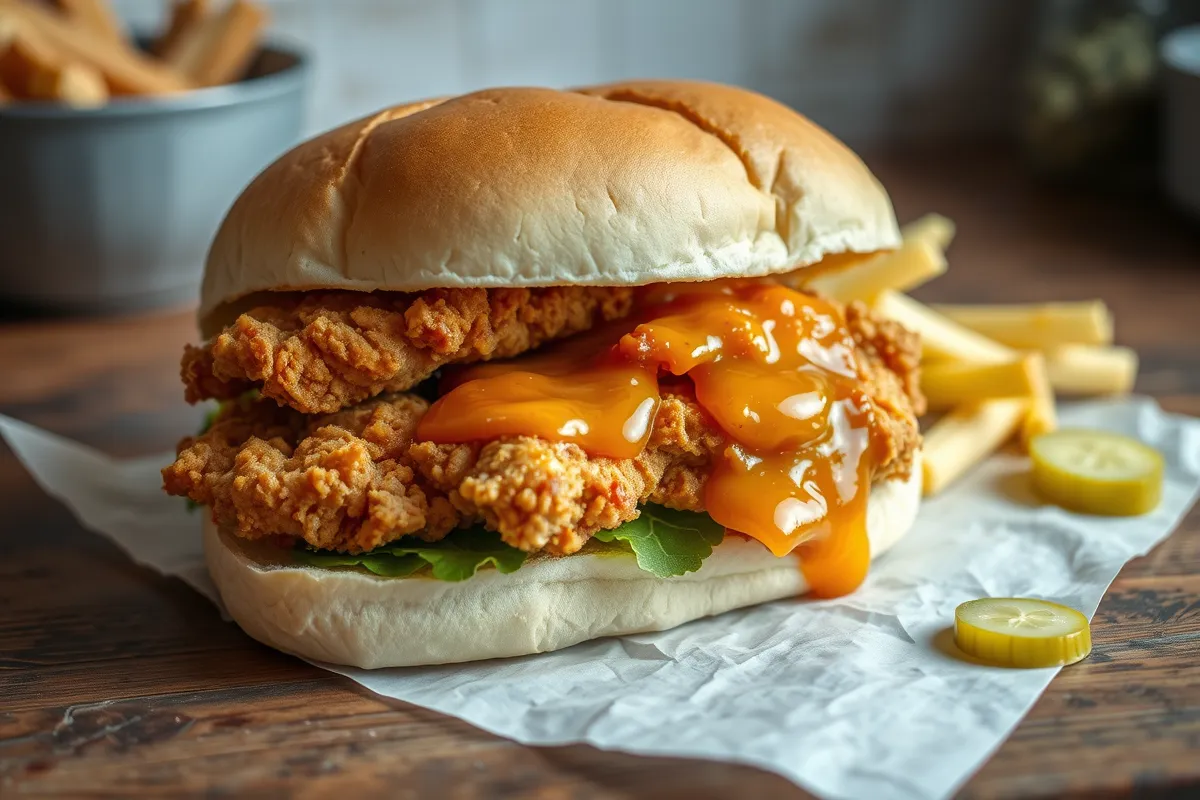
[200,80,899,335]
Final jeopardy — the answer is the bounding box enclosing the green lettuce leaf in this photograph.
[591,505,725,578]
[296,551,426,578]
[292,527,528,581]
[199,407,221,436]
[291,507,725,581]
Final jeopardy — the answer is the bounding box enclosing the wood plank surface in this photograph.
[1,147,1198,798]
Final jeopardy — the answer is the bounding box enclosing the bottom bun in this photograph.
[206,450,921,668]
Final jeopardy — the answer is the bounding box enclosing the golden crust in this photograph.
[845,300,924,485]
[182,286,635,414]
[164,301,922,556]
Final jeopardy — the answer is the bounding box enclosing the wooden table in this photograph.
[2,149,1198,798]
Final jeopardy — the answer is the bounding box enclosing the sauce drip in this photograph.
[416,281,888,597]
[417,324,661,459]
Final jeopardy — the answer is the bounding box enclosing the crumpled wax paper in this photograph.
[2,397,1198,800]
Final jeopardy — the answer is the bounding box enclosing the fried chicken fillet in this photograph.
[183,286,636,414]
[163,300,922,557]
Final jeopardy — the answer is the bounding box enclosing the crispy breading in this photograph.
[845,300,924,484]
[164,394,460,552]
[182,286,636,414]
[164,301,922,556]
[845,300,925,417]
[406,388,725,554]
[165,390,714,554]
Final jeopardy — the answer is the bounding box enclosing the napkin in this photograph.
[2,397,1197,800]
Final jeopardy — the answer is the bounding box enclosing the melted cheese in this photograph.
[416,281,889,597]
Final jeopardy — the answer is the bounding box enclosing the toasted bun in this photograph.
[204,453,920,669]
[200,80,899,336]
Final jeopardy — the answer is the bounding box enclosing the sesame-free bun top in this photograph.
[200,80,900,336]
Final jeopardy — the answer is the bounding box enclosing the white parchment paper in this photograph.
[2,397,1198,800]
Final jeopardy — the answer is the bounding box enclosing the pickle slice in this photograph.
[1030,429,1163,516]
[955,598,1091,667]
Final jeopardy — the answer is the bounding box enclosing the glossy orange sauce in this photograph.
[416,281,889,597]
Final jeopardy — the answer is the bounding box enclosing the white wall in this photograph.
[113,0,1032,147]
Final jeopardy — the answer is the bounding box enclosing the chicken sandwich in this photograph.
[164,81,925,668]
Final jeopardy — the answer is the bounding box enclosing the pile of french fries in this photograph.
[0,0,267,108]
[799,214,1137,497]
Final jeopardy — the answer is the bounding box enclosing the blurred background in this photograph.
[101,0,1200,162]
[111,0,1042,149]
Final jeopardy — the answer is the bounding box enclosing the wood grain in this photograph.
[1,147,1198,798]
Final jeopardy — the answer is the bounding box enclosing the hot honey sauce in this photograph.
[416,323,661,459]
[416,282,891,597]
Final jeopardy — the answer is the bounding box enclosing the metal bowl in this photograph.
[0,45,309,312]
[1162,25,1200,222]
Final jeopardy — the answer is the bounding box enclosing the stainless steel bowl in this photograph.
[0,45,308,312]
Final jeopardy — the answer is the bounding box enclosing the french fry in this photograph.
[0,13,12,103]
[0,16,108,106]
[1020,352,1057,449]
[922,399,1028,496]
[31,59,107,105]
[930,301,1114,349]
[162,0,266,87]
[0,7,16,47]
[1044,345,1138,396]
[52,0,124,44]
[4,0,190,94]
[0,21,13,102]
[154,0,209,57]
[901,213,956,251]
[921,355,1040,411]
[802,238,946,305]
[873,291,1014,363]
[0,26,57,98]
